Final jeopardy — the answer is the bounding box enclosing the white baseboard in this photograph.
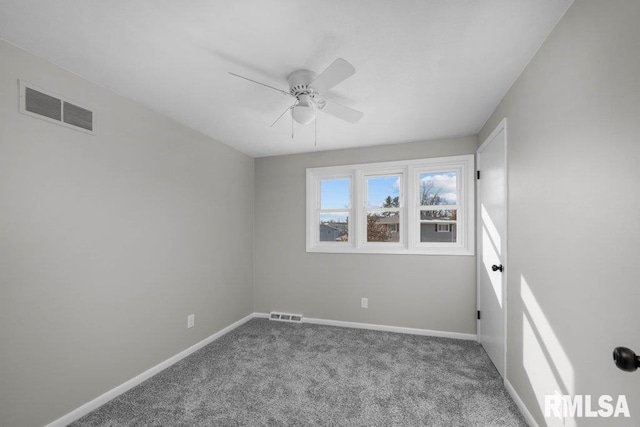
[46,313,255,427]
[255,312,477,341]
[505,379,539,427]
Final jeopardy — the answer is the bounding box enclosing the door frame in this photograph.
[476,118,508,379]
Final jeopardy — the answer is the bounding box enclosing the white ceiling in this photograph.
[0,0,572,157]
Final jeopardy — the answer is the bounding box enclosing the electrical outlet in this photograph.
[361,297,368,309]
[187,314,195,328]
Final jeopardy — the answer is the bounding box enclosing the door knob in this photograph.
[613,347,640,372]
[491,264,503,272]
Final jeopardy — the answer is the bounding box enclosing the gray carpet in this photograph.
[71,319,526,426]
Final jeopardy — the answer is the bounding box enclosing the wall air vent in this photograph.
[19,80,95,134]
[63,101,93,131]
[24,87,62,121]
[269,312,303,323]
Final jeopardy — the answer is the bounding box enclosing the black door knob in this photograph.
[491,264,503,272]
[613,347,640,372]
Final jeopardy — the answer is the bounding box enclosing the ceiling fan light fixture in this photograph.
[291,105,316,125]
[291,94,317,125]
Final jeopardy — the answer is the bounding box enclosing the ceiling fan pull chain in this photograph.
[291,114,294,139]
[314,117,317,146]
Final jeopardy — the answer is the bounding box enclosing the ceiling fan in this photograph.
[229,58,364,129]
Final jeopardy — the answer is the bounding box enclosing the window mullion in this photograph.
[355,170,364,248]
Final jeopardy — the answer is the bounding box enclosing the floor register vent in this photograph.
[19,80,95,134]
[269,312,303,323]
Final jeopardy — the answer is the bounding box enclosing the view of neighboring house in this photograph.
[374,216,400,242]
[319,222,348,241]
[420,222,456,242]
[372,216,456,243]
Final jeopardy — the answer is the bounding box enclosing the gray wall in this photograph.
[478,1,639,424]
[0,40,254,427]
[254,137,478,334]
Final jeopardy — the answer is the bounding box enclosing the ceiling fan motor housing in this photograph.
[288,70,320,124]
[287,69,318,96]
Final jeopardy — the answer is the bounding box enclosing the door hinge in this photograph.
[477,310,481,320]
[476,171,480,180]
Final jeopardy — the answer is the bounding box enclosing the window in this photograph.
[365,174,402,244]
[306,155,474,255]
[436,224,451,233]
[313,175,353,246]
[416,171,458,244]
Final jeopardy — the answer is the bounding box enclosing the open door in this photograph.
[477,119,508,378]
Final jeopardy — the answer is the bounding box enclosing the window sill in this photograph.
[306,246,474,256]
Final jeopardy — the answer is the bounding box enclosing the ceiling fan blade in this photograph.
[310,58,356,93]
[229,72,294,98]
[271,102,297,127]
[319,100,364,123]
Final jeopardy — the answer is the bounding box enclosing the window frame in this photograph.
[306,155,474,255]
[410,163,466,251]
[309,172,354,249]
[360,168,406,250]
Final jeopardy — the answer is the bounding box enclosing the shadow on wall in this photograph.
[520,274,576,426]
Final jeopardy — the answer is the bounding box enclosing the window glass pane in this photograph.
[420,209,456,242]
[419,172,457,206]
[367,176,400,208]
[367,212,400,242]
[420,222,457,242]
[320,179,350,209]
[319,212,349,242]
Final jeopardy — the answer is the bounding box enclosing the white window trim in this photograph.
[306,155,475,255]
[307,172,354,249]
[359,168,406,250]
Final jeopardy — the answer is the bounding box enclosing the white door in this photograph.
[477,119,507,378]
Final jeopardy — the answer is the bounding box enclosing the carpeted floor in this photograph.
[71,318,526,426]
